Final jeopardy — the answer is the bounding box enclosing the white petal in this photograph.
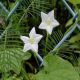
[35,34,43,43]
[46,26,53,35]
[29,27,36,37]
[48,10,54,19]
[39,22,47,29]
[20,36,29,44]
[52,19,59,28]
[41,12,48,22]
[31,44,38,53]
[23,43,31,52]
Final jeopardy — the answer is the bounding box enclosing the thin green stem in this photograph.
[2,72,8,80]
[21,66,30,80]
[6,0,10,9]
[7,1,20,20]
[4,28,7,49]
[18,0,36,24]
[33,52,39,67]
[45,32,49,54]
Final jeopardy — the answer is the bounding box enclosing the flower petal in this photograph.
[46,26,53,35]
[52,19,59,28]
[29,27,36,37]
[20,36,29,44]
[48,10,54,20]
[35,34,43,43]
[39,22,47,29]
[41,12,48,22]
[29,27,43,43]
[23,43,31,52]
[31,44,38,53]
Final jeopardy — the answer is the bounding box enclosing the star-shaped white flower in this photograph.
[20,27,43,53]
[39,10,59,35]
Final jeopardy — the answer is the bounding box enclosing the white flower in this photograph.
[20,27,43,53]
[39,10,59,35]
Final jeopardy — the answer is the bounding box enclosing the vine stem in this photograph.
[18,0,36,24]
[2,72,8,80]
[21,65,30,80]
[7,1,20,20]
[45,32,49,54]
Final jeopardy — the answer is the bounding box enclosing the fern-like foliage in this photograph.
[40,29,64,55]
[0,48,24,74]
[57,32,80,67]
[0,0,51,75]
[0,21,31,75]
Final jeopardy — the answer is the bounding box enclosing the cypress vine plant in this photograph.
[0,0,80,80]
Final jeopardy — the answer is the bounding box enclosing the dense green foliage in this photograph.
[32,54,79,80]
[0,0,80,80]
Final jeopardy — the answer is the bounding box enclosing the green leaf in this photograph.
[32,54,79,80]
[69,0,80,5]
[69,33,80,43]
[65,18,73,27]
[0,48,31,74]
[0,22,32,74]
[78,10,80,23]
[23,52,31,60]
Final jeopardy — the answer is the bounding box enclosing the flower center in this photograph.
[29,37,35,44]
[46,18,51,26]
